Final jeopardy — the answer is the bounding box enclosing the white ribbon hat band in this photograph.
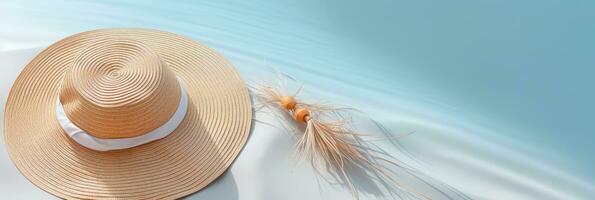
[56,78,189,151]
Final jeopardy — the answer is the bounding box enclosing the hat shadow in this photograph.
[184,170,239,200]
[65,101,241,199]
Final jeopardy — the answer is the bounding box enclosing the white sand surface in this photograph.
[0,44,593,200]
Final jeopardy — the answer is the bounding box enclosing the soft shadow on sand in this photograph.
[186,170,239,200]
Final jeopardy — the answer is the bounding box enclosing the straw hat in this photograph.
[3,28,252,199]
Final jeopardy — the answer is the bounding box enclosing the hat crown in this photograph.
[59,38,181,139]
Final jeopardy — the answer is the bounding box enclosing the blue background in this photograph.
[1,0,594,197]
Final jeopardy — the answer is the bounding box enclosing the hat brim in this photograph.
[3,28,252,199]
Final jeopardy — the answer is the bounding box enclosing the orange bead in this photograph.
[294,107,310,123]
[280,96,297,110]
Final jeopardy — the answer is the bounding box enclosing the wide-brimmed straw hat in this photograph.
[3,28,252,199]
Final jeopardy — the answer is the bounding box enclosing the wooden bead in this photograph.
[294,107,310,123]
[280,96,296,110]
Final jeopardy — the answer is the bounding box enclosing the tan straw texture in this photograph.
[4,28,252,199]
[59,37,182,139]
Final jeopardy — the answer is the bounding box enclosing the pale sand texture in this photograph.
[1,44,594,199]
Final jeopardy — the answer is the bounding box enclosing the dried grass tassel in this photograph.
[251,83,440,200]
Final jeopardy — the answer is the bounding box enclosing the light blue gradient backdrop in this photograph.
[2,0,594,196]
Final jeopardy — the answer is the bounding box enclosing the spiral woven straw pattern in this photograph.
[3,28,252,199]
[60,38,182,138]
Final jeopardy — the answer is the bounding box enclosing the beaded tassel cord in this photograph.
[251,85,427,199]
[249,70,472,200]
